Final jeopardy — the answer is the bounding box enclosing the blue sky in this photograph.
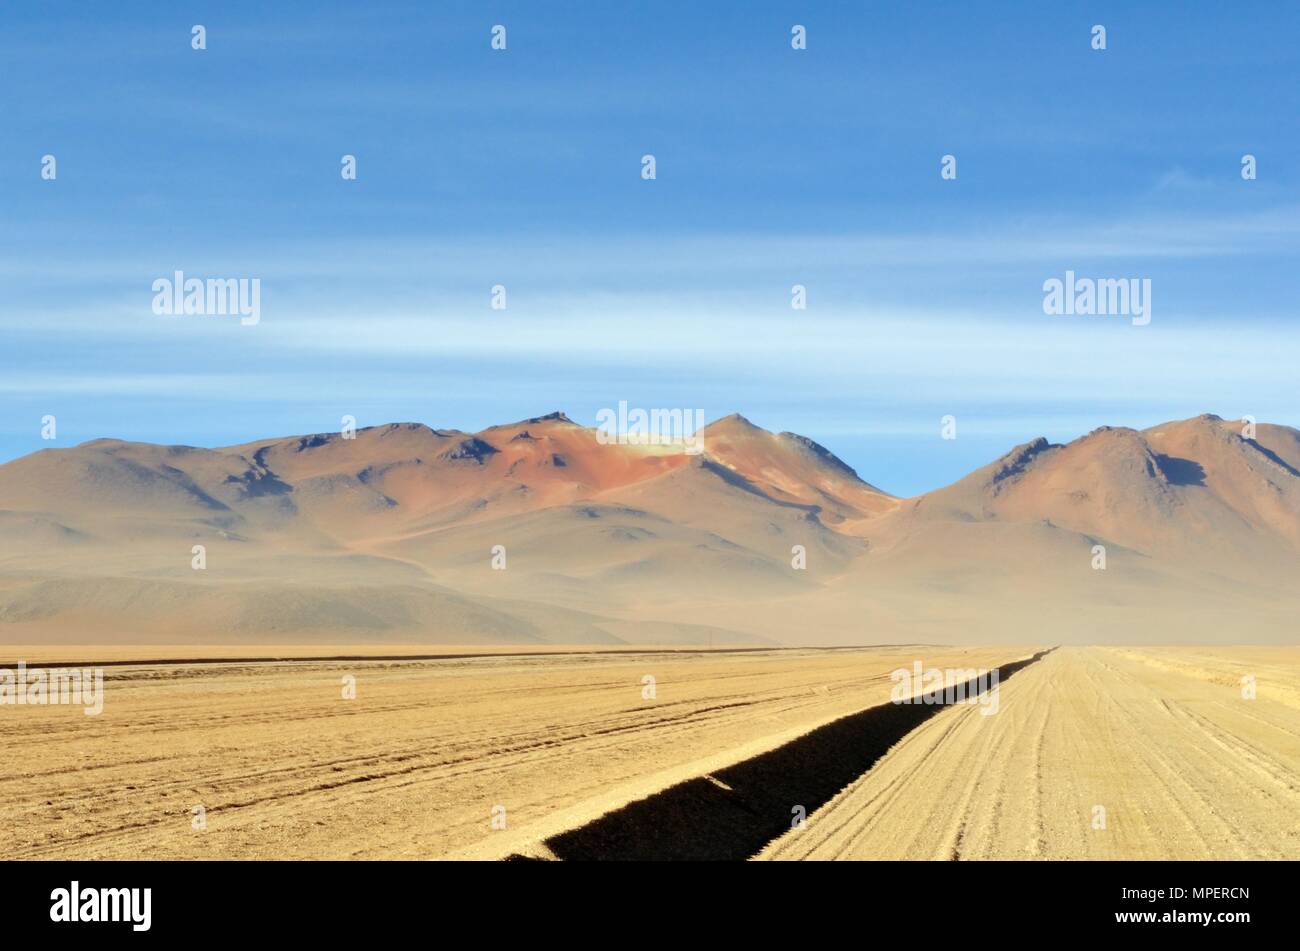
[2,1,1298,496]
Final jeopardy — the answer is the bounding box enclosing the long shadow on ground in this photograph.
[527,649,1054,861]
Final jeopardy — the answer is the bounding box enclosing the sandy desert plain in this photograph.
[1,411,1299,859]
[0,643,1297,860]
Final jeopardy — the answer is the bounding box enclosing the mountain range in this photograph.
[1,412,1296,645]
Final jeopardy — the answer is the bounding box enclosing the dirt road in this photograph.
[760,646,1300,860]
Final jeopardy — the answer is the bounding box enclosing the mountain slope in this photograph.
[0,412,1296,645]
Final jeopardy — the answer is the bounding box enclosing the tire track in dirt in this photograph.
[2,646,1026,859]
[760,646,1300,860]
[525,651,1049,860]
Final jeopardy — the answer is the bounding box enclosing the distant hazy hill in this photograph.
[1,412,1296,645]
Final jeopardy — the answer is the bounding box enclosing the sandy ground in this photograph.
[0,644,1020,859]
[760,646,1300,860]
[0,643,776,665]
